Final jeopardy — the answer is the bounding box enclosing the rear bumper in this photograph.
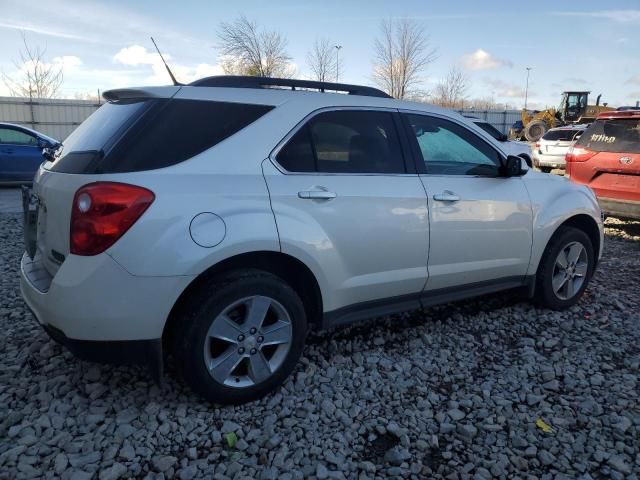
[598,197,640,220]
[533,154,566,169]
[38,321,163,379]
[20,251,194,341]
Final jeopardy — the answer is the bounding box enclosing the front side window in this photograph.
[0,127,37,146]
[404,114,502,176]
[276,110,405,174]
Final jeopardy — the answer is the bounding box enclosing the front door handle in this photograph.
[298,190,337,200]
[433,191,460,202]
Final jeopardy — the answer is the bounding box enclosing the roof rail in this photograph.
[188,75,392,99]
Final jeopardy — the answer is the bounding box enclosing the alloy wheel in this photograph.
[552,241,589,300]
[203,295,293,388]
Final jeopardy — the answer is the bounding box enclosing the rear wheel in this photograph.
[174,270,307,404]
[539,166,552,173]
[524,120,548,142]
[534,227,594,310]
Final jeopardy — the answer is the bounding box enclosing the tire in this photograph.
[540,167,552,173]
[534,226,594,310]
[174,269,307,404]
[524,120,548,142]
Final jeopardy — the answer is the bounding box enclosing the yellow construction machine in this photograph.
[510,91,615,142]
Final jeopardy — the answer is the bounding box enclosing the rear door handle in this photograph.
[433,191,460,202]
[298,190,337,200]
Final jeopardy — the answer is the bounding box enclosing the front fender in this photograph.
[525,174,603,276]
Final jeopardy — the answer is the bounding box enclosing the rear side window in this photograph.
[542,129,582,142]
[575,118,640,154]
[276,110,405,174]
[51,99,273,173]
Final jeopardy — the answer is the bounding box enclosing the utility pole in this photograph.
[524,67,532,110]
[334,45,342,82]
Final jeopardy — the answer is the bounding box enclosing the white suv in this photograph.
[20,76,604,404]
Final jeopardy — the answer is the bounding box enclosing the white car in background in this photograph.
[533,125,587,173]
[466,116,533,165]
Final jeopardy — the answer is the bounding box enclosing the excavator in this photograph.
[509,91,615,142]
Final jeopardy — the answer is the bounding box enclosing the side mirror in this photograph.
[498,134,509,142]
[503,155,523,177]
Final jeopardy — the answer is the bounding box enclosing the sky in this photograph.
[0,0,639,109]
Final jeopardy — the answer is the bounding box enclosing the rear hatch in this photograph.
[539,128,582,156]
[567,113,640,201]
[32,86,275,278]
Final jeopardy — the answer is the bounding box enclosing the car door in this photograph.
[401,112,533,291]
[262,108,429,314]
[0,126,42,182]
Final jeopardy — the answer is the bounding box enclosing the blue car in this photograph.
[0,123,60,184]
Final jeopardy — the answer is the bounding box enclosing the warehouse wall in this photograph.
[0,96,101,141]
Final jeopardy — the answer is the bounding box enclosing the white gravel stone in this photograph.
[0,212,639,479]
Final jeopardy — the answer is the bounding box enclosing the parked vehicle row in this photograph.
[0,123,60,184]
[20,76,603,404]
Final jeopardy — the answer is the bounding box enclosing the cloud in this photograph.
[114,45,222,85]
[53,55,83,69]
[552,10,640,23]
[460,49,512,71]
[0,21,88,40]
[626,76,640,85]
[484,78,526,98]
[114,45,160,67]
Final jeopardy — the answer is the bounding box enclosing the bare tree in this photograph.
[217,15,292,78]
[372,18,437,99]
[1,34,63,98]
[306,38,338,82]
[433,66,469,108]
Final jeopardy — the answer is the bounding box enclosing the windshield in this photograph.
[475,122,504,141]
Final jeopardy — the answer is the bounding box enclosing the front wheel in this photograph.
[175,270,307,404]
[534,227,594,310]
[539,166,553,173]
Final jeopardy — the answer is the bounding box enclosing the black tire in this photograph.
[534,226,594,310]
[174,269,307,405]
[539,167,552,173]
[524,120,548,142]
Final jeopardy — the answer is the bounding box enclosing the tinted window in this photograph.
[276,126,315,172]
[405,114,502,176]
[475,122,504,140]
[575,118,640,154]
[0,127,37,146]
[277,110,405,174]
[51,99,273,173]
[542,129,582,142]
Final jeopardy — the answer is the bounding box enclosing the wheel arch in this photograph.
[163,251,323,352]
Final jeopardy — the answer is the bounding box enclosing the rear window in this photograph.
[50,99,273,173]
[575,118,640,154]
[542,129,582,142]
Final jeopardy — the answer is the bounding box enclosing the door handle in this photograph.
[298,190,337,200]
[433,191,460,202]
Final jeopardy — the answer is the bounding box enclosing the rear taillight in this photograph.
[70,182,154,256]
[566,146,597,163]
[535,142,540,150]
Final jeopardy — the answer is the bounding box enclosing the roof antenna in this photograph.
[150,36,181,86]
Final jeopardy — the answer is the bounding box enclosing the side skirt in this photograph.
[322,276,535,331]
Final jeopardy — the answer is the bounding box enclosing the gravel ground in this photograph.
[1,213,639,480]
